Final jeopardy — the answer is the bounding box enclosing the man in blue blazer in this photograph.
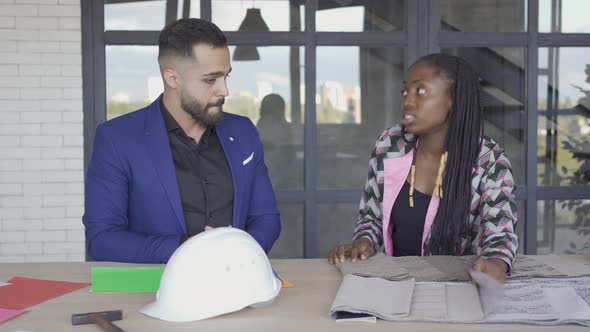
[83,18,281,263]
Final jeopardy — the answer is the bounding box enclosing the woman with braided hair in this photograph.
[328,53,518,282]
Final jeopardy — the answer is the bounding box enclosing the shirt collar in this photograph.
[160,99,181,133]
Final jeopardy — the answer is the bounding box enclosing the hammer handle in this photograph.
[89,313,125,332]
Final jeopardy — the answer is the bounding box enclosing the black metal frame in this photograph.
[82,0,590,258]
[526,0,540,254]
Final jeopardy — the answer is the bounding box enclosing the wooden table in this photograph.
[1,259,587,331]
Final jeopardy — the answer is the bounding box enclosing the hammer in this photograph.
[71,310,125,332]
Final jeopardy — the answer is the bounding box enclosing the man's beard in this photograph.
[180,89,224,126]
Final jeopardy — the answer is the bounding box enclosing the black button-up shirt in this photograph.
[160,101,234,240]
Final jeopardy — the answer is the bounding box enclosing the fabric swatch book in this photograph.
[330,271,590,326]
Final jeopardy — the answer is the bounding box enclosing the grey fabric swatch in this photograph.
[469,270,504,315]
[329,274,414,320]
[399,255,470,281]
[336,253,409,281]
[525,255,590,278]
[460,255,590,279]
[509,255,567,279]
[329,272,590,326]
[337,253,470,282]
[338,253,590,284]
[458,254,590,279]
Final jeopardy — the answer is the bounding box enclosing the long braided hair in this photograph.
[403,53,484,255]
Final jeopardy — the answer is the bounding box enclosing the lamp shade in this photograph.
[237,8,269,32]
[233,8,269,61]
[233,46,260,61]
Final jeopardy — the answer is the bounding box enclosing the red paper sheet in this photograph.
[0,308,26,323]
[0,277,90,310]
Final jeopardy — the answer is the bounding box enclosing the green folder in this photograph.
[91,267,165,293]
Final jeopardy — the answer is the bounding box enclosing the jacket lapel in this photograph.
[382,151,414,256]
[144,98,186,233]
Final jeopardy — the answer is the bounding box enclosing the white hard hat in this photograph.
[140,227,282,322]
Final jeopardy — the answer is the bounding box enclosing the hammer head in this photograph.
[71,310,123,325]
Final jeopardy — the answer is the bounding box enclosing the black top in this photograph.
[390,181,431,256]
[160,101,234,242]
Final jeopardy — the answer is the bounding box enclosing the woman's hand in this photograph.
[474,257,508,283]
[328,238,376,264]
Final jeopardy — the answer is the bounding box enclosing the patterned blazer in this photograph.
[353,125,519,270]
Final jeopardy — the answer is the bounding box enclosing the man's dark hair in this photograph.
[404,53,484,256]
[158,18,227,61]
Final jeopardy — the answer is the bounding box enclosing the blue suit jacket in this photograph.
[83,97,281,263]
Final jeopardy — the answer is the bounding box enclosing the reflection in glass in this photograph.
[441,0,526,32]
[540,0,590,33]
[538,47,590,186]
[316,0,403,32]
[442,47,526,186]
[105,1,166,31]
[212,0,304,31]
[225,46,304,190]
[105,46,160,120]
[318,204,358,257]
[317,47,405,189]
[268,205,303,258]
[538,200,590,254]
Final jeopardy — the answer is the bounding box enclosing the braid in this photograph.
[417,54,484,255]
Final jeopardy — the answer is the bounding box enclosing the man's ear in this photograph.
[162,66,180,89]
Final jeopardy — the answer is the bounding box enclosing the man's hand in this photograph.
[328,238,375,264]
[474,257,508,283]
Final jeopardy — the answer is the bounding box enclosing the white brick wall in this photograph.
[0,0,83,263]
